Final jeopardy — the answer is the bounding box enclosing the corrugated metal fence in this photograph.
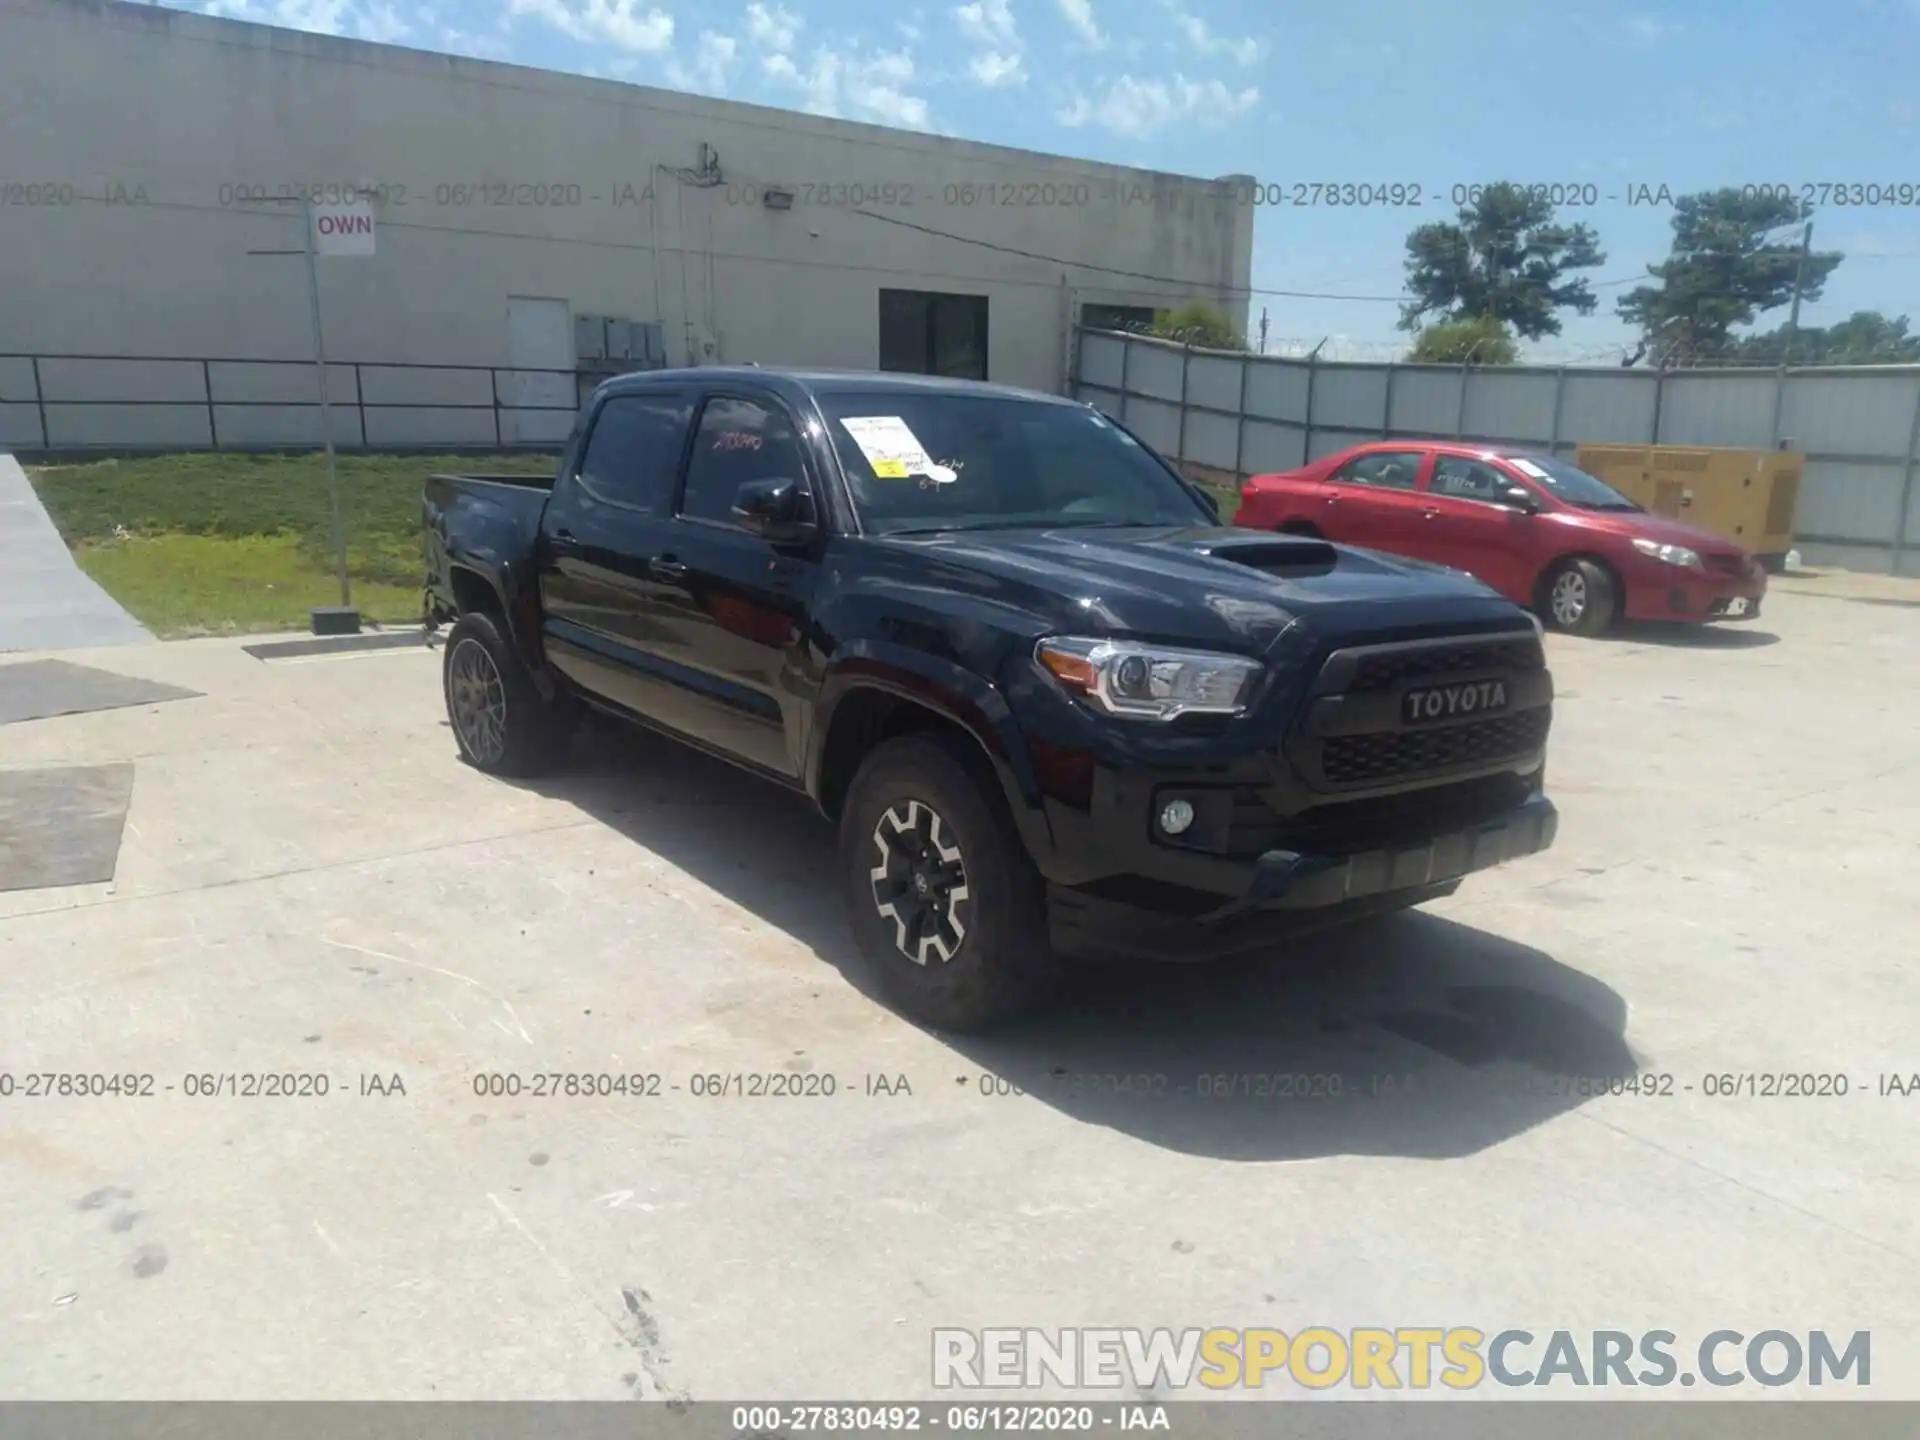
[1073,328,1920,576]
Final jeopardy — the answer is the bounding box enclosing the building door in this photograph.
[878,289,989,380]
[503,297,577,444]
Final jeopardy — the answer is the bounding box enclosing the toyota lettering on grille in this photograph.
[1401,679,1509,725]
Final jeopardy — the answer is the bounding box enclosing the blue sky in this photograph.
[176,0,1920,360]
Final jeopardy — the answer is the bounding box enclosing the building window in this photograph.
[1081,303,1155,333]
[879,289,989,380]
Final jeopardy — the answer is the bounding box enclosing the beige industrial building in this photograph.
[0,0,1254,450]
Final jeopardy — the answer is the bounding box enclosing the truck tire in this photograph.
[838,733,1059,1031]
[442,610,575,776]
[1541,557,1617,636]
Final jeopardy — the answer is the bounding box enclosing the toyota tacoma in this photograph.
[424,368,1559,1030]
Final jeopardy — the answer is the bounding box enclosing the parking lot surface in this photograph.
[2,582,1917,1400]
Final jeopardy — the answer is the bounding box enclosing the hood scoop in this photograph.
[1181,533,1339,576]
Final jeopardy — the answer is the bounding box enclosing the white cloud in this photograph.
[955,0,1016,46]
[507,0,674,53]
[969,50,1026,85]
[1056,0,1102,44]
[954,0,1025,86]
[761,46,932,128]
[1624,13,1679,43]
[1172,4,1261,64]
[1057,72,1257,135]
[192,0,426,42]
[666,30,739,93]
[356,2,409,42]
[745,1,802,51]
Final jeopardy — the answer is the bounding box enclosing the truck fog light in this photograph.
[1159,798,1196,835]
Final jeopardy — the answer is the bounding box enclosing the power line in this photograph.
[848,207,1661,302]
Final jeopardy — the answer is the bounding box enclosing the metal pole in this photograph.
[1549,366,1567,456]
[303,196,352,611]
[1454,361,1469,438]
[1651,363,1666,445]
[1118,333,1131,427]
[1176,344,1191,465]
[1381,363,1396,439]
[1894,375,1920,575]
[202,359,218,449]
[30,355,48,450]
[1232,350,1249,480]
[1302,339,1325,462]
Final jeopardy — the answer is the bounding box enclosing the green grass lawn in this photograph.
[27,451,557,638]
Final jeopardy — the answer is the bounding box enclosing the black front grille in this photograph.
[1349,638,1542,692]
[1321,709,1550,786]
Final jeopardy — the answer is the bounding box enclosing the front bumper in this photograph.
[1047,795,1557,962]
[1623,564,1767,623]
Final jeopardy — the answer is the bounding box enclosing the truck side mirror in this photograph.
[732,477,817,543]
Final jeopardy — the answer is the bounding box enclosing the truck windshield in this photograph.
[1503,454,1644,512]
[817,393,1214,535]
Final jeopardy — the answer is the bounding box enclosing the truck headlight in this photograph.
[1632,538,1702,568]
[1035,637,1261,721]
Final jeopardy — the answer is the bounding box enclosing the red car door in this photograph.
[1417,454,1542,601]
[1314,448,1434,555]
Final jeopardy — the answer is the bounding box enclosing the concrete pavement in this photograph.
[0,590,1917,1400]
[0,454,152,654]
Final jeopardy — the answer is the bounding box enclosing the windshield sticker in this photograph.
[1508,458,1549,479]
[839,416,958,483]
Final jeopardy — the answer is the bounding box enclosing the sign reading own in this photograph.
[312,200,375,256]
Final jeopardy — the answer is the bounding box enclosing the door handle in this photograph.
[548,530,580,555]
[649,556,688,582]
[1323,494,1340,504]
[1421,508,1439,519]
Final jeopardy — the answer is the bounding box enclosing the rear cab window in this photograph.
[1328,450,1427,491]
[574,389,694,512]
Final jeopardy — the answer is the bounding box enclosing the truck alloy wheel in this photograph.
[868,799,972,965]
[447,637,509,765]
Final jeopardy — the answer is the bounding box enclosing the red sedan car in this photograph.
[1235,442,1768,635]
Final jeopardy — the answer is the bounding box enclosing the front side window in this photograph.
[679,395,811,527]
[1431,456,1515,503]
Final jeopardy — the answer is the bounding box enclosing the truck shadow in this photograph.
[518,716,1636,1162]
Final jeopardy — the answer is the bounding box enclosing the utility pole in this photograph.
[1768,219,1814,450]
[1258,306,1269,355]
[1782,220,1813,366]
[303,193,354,623]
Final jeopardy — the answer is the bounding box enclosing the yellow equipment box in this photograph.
[1573,444,1803,566]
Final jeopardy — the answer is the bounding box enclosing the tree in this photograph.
[1616,189,1842,364]
[1408,315,1518,365]
[1399,183,1605,340]
[1145,302,1247,350]
[1733,310,1920,365]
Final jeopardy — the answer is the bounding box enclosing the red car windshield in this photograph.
[1502,454,1643,512]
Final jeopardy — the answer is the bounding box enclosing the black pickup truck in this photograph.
[424,367,1558,1029]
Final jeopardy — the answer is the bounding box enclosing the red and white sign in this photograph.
[312,200,375,257]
